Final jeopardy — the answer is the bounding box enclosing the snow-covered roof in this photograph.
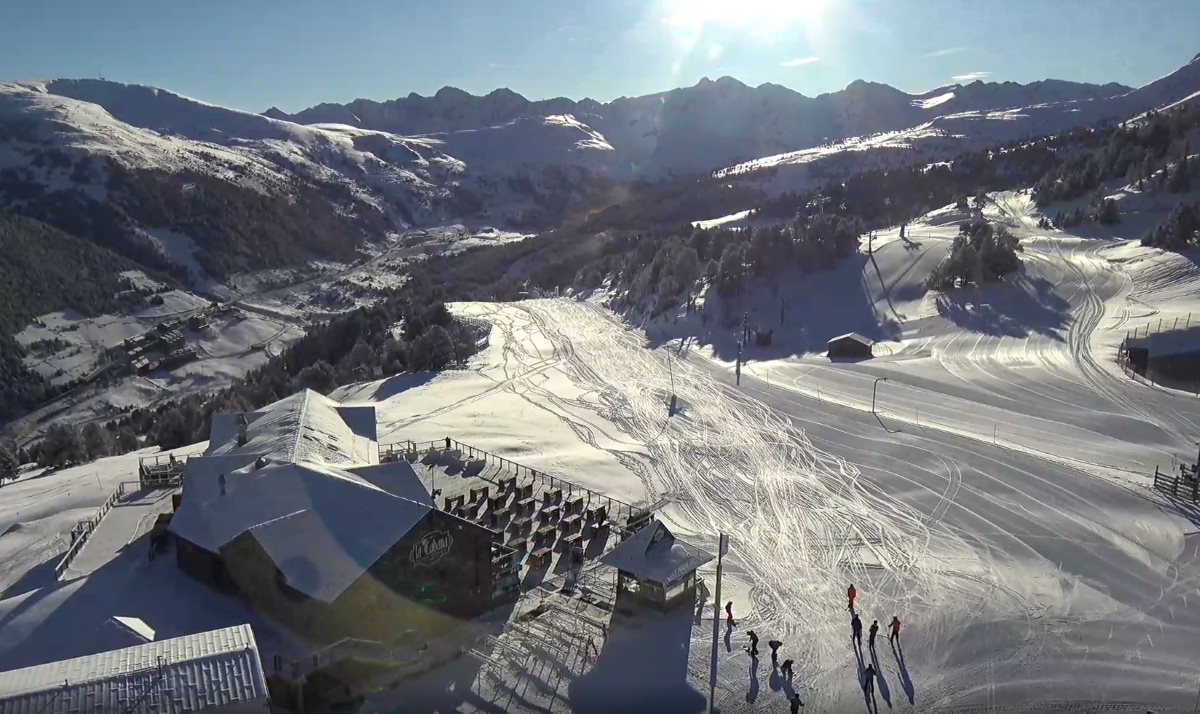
[206,389,376,466]
[0,624,267,714]
[171,459,431,602]
[827,332,874,347]
[346,461,434,506]
[599,522,713,586]
[171,389,442,603]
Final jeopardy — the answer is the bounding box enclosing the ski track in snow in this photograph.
[446,197,1200,710]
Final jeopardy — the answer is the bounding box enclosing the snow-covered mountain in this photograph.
[1,53,1198,283]
[269,71,1152,178]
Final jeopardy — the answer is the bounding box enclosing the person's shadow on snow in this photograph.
[768,664,782,692]
[870,645,892,709]
[746,657,760,703]
[724,622,733,652]
[892,640,915,705]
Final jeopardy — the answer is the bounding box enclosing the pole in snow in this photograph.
[872,377,888,414]
[709,533,729,714]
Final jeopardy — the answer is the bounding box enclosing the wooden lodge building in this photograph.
[169,390,501,646]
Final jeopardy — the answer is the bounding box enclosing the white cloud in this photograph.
[926,47,968,58]
[707,43,725,63]
[782,56,820,67]
[952,71,990,82]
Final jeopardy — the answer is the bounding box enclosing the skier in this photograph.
[725,601,736,627]
[889,615,901,645]
[868,619,879,650]
[847,583,857,612]
[851,613,863,646]
[768,639,783,665]
[747,630,759,657]
[790,693,802,713]
[863,664,877,698]
[780,659,794,679]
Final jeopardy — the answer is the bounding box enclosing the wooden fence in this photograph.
[54,481,128,580]
[380,437,640,522]
[1152,464,1200,503]
[53,472,183,580]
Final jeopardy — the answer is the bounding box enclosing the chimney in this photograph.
[236,414,248,447]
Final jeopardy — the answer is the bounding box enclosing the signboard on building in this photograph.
[411,530,453,566]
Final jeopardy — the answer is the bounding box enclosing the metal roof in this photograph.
[599,521,713,585]
[0,624,267,714]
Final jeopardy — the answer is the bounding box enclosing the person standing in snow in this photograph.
[726,601,736,627]
[863,663,876,697]
[851,613,863,646]
[847,583,857,612]
[868,620,879,651]
[768,639,782,665]
[889,616,901,645]
[747,630,759,657]
[790,693,802,713]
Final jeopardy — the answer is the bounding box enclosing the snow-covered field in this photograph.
[4,191,1200,711]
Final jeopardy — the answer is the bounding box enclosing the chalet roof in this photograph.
[599,521,713,586]
[206,389,376,465]
[170,458,432,602]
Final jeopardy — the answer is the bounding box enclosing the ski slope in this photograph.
[403,295,1195,712]
[5,191,1200,711]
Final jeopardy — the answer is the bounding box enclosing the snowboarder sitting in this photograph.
[868,619,879,650]
[851,613,863,645]
[747,630,759,657]
[780,659,794,679]
[889,616,901,645]
[768,639,783,664]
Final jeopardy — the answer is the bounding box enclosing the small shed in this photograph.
[827,332,874,359]
[599,521,713,610]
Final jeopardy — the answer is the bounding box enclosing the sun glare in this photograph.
[662,0,827,35]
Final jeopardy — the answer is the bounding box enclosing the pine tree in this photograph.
[0,442,17,484]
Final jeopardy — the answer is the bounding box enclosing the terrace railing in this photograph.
[380,437,639,522]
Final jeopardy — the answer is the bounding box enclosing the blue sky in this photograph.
[2,0,1196,112]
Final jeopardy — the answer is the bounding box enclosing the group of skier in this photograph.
[725,584,906,709]
[848,583,902,702]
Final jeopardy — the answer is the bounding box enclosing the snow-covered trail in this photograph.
[747,194,1200,481]
[452,298,1200,711]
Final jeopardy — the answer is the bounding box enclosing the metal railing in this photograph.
[380,437,639,522]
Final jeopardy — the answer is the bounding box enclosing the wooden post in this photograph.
[1173,476,1180,496]
[1154,464,1160,489]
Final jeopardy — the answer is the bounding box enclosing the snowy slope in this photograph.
[8,213,1200,710]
